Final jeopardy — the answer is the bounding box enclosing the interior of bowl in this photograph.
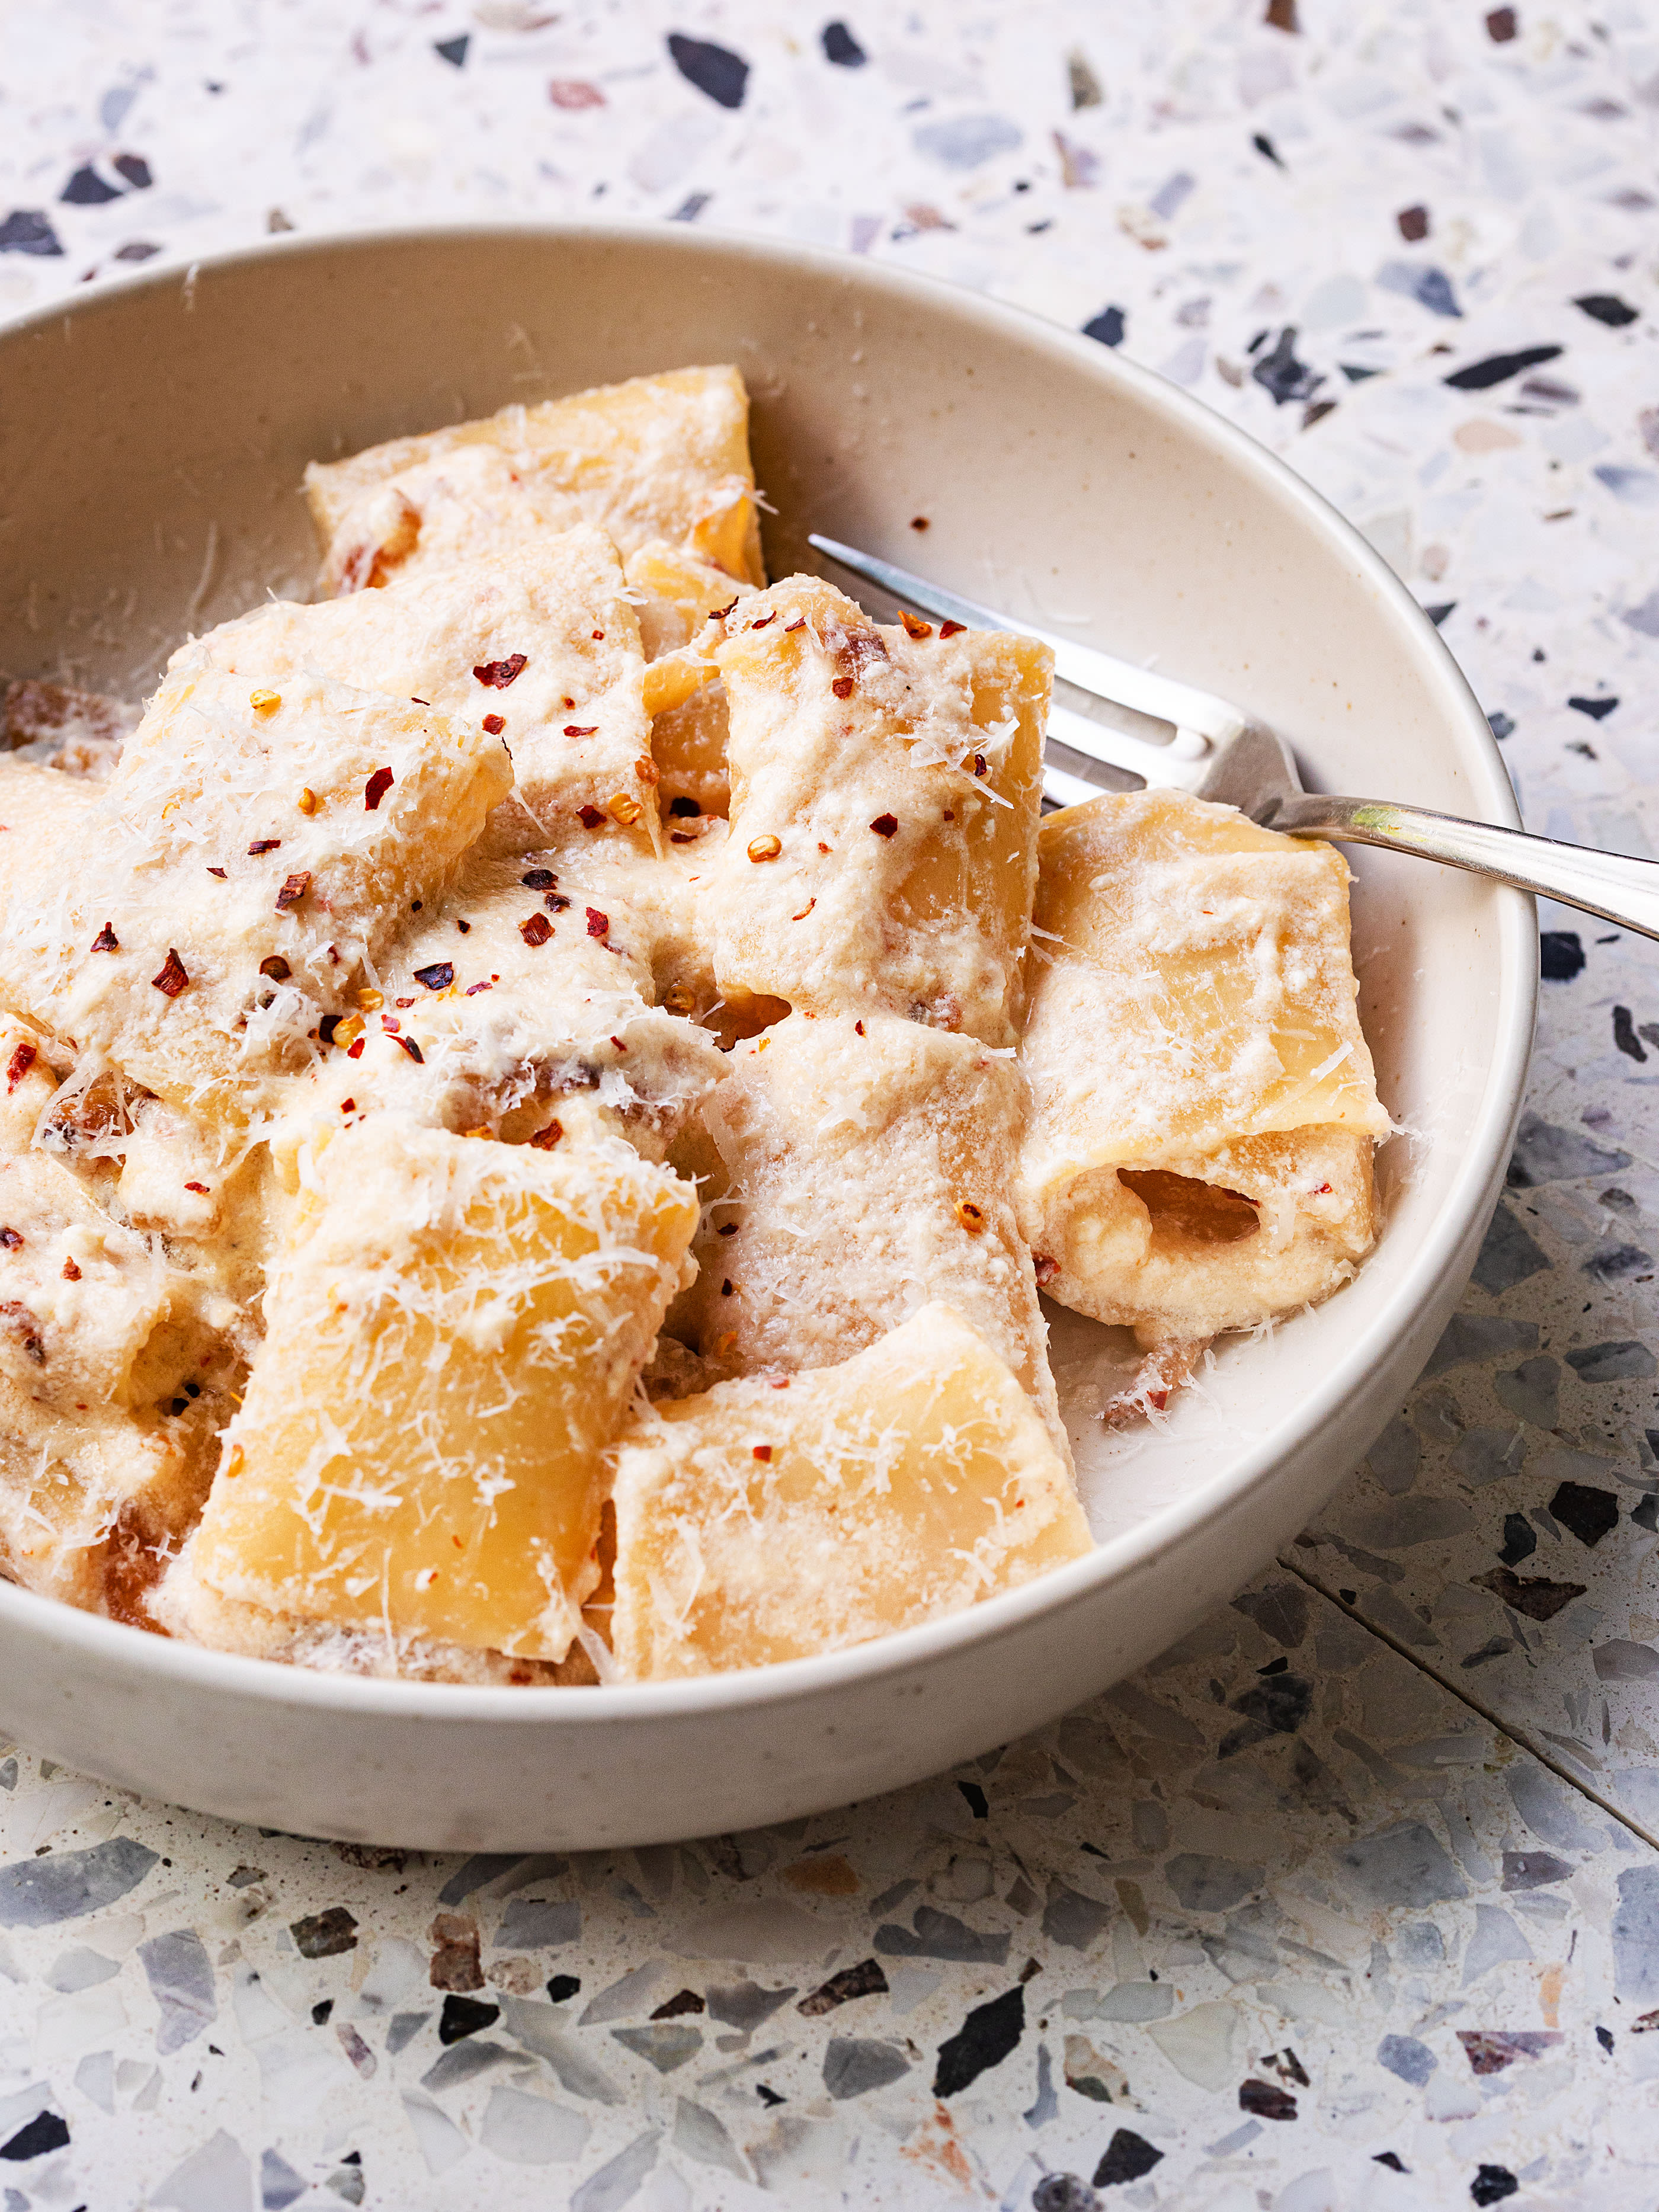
[0,224,1532,1698]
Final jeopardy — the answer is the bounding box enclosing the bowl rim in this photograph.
[0,217,1537,1723]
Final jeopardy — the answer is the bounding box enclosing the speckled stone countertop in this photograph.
[2,4,1658,2207]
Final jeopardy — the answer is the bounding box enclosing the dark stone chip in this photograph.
[1565,1339,1655,1381]
[1613,1006,1648,1062]
[822,20,866,64]
[0,2111,70,2162]
[1091,2127,1164,2185]
[956,1779,989,1819]
[1238,2077,1298,2120]
[1231,1580,1309,1647]
[1252,327,1322,405]
[290,1906,358,1958]
[413,962,454,991]
[1486,7,1517,39]
[1035,2174,1100,2210]
[1471,1567,1587,1621]
[1253,132,1284,166]
[1575,293,1638,326]
[650,1988,705,2019]
[1539,929,1584,979]
[0,209,65,256]
[1472,2163,1519,2205]
[1472,1205,1548,1293]
[434,32,469,65]
[1083,305,1126,347]
[546,1974,580,2002]
[1374,2153,1408,2173]
[1498,1513,1538,1567]
[799,1957,889,2016]
[757,2083,784,2106]
[1458,2028,1561,2073]
[667,32,749,108]
[1550,1479,1619,1547]
[438,1992,499,2044]
[1226,1673,1312,1736]
[1397,204,1429,241]
[1597,2024,1615,2052]
[1568,694,1619,719]
[1443,345,1562,390]
[1507,1110,1631,1187]
[312,1997,334,2024]
[112,153,153,189]
[932,1984,1023,2096]
[61,164,123,205]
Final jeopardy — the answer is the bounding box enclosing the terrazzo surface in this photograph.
[2,1,1658,2204]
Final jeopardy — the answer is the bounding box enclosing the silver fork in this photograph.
[810,534,1659,945]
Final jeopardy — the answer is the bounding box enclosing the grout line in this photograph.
[1278,1551,1659,1858]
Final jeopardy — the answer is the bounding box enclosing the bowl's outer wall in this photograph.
[0,230,1533,1848]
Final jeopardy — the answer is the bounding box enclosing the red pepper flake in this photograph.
[61,1258,81,1282]
[939,619,966,637]
[869,813,898,838]
[482,712,505,735]
[380,1014,400,1033]
[247,838,281,855]
[275,870,311,911]
[610,1035,628,1052]
[585,908,609,939]
[184,1180,210,1195]
[395,1035,424,1063]
[784,617,807,632]
[749,612,777,630]
[530,1118,564,1151]
[0,1227,21,1250]
[1033,1254,1059,1287]
[591,629,605,641]
[340,1098,356,1114]
[206,866,227,879]
[464,981,492,995]
[411,697,429,706]
[972,753,988,779]
[546,892,570,913]
[577,805,606,828]
[319,1013,344,1045]
[413,962,454,991]
[5,1043,36,1093]
[363,767,394,811]
[562,695,575,709]
[911,516,930,532]
[520,913,553,947]
[831,676,854,699]
[713,599,738,622]
[563,724,598,737]
[752,1444,773,1462]
[473,654,528,688]
[152,949,189,997]
[1312,1182,1333,1195]
[791,899,816,921]
[347,1037,364,1058]
[899,610,934,639]
[770,1376,790,1388]
[521,868,557,889]
[943,809,955,822]
[90,924,119,953]
[635,756,659,785]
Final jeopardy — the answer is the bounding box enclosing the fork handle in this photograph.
[1266,793,1659,943]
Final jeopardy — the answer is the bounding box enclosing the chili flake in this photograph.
[752,1444,773,1462]
[747,834,782,863]
[152,949,190,997]
[591,629,605,641]
[662,985,694,1014]
[0,1228,22,1250]
[585,909,609,939]
[749,612,777,630]
[206,866,226,879]
[298,788,319,815]
[939,619,966,637]
[869,814,898,838]
[318,1013,345,1045]
[363,767,394,811]
[247,838,281,855]
[347,1038,364,1058]
[456,918,471,934]
[784,617,807,632]
[482,712,505,735]
[395,1035,424,1064]
[563,724,599,738]
[5,1043,36,1093]
[184,1180,210,1195]
[90,923,119,953]
[854,1020,865,1036]
[635,756,659,785]
[521,868,557,889]
[899,610,934,639]
[1033,1254,1059,1287]
[831,676,854,699]
[520,913,553,947]
[357,988,384,1011]
[414,962,454,991]
[791,899,816,921]
[577,805,606,828]
[61,1259,81,1282]
[340,1098,356,1115]
[953,1198,987,1234]
[331,1015,364,1050]
[546,892,570,913]
[464,982,492,996]
[473,654,528,688]
[530,1119,564,1151]
[249,688,281,714]
[972,753,988,779]
[275,870,311,911]
[608,792,643,826]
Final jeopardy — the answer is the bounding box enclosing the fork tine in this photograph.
[808,533,1246,758]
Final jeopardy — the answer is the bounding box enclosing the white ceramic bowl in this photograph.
[0,225,1534,1848]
